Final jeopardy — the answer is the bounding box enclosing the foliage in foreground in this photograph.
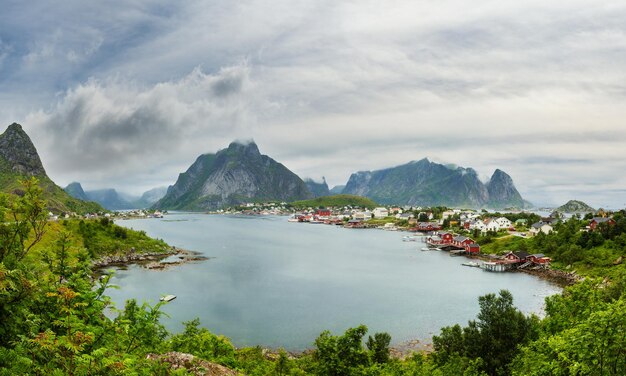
[1,179,625,375]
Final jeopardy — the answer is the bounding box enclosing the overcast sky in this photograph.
[1,0,626,208]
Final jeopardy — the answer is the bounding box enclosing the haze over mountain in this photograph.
[342,158,527,209]
[64,182,167,210]
[304,178,331,198]
[0,123,103,213]
[154,141,312,210]
[330,185,346,195]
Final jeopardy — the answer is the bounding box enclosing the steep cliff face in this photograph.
[154,141,313,210]
[64,182,90,201]
[304,178,331,198]
[84,189,135,210]
[0,123,103,213]
[486,169,525,209]
[0,123,46,176]
[343,158,527,208]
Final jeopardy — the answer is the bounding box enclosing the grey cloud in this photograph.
[1,1,625,207]
[27,65,265,187]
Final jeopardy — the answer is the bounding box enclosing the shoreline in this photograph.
[92,247,209,271]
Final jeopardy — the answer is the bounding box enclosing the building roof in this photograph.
[592,217,612,223]
[530,253,546,258]
[513,251,529,259]
[453,235,470,242]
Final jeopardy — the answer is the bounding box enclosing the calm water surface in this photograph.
[111,213,561,350]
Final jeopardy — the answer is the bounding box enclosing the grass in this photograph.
[290,194,378,209]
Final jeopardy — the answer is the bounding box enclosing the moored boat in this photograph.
[462,261,481,267]
[160,294,177,302]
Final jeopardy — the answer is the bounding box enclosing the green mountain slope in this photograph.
[290,194,378,209]
[0,123,104,213]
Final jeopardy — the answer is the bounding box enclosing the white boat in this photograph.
[462,261,481,267]
[402,235,420,242]
[421,247,431,251]
[160,294,176,302]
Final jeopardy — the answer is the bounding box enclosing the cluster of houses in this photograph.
[482,251,552,272]
[426,232,481,254]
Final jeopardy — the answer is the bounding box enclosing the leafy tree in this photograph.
[314,325,371,375]
[433,290,539,375]
[168,318,236,367]
[366,332,391,364]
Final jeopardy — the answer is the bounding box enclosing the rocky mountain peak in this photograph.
[486,169,524,209]
[227,140,260,157]
[64,182,89,201]
[154,141,312,210]
[0,122,47,176]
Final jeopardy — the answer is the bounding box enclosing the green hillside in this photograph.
[0,123,104,214]
[290,194,378,209]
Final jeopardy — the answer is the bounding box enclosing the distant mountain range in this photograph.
[64,182,167,210]
[153,141,313,210]
[0,123,103,213]
[1,121,531,211]
[342,158,529,209]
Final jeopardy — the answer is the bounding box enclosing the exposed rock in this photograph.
[304,177,331,198]
[0,123,104,213]
[0,122,46,176]
[154,141,313,210]
[329,185,346,194]
[486,169,526,209]
[64,182,90,201]
[342,158,527,208]
[146,352,238,376]
[84,188,135,210]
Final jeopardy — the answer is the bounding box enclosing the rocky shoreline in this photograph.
[92,247,209,271]
[516,267,581,286]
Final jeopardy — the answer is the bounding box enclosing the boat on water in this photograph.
[462,261,481,267]
[421,247,431,251]
[160,294,176,302]
[402,235,420,242]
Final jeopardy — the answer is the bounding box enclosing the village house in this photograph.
[504,251,530,263]
[589,217,616,231]
[352,211,372,221]
[484,218,502,232]
[494,217,513,229]
[529,221,554,236]
[396,212,414,221]
[372,207,389,218]
[414,222,441,232]
[527,253,551,264]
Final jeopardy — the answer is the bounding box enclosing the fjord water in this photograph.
[111,213,560,350]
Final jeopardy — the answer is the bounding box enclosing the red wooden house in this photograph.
[465,243,481,254]
[504,251,530,263]
[527,253,551,264]
[316,209,331,217]
[589,217,615,231]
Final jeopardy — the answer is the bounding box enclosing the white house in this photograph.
[484,218,502,232]
[469,219,487,232]
[353,211,372,221]
[494,217,513,229]
[373,207,389,218]
[529,222,554,236]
